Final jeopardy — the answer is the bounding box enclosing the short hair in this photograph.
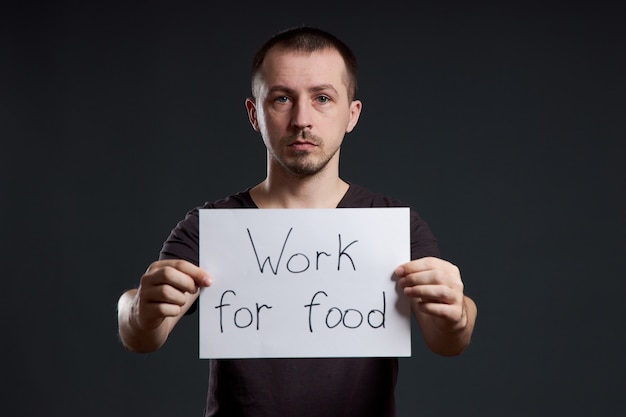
[250,26,358,101]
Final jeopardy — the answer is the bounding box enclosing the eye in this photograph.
[316,95,331,104]
[275,96,290,103]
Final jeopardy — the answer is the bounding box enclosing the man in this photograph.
[118,26,477,416]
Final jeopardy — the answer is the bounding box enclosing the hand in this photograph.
[132,259,211,331]
[395,257,467,331]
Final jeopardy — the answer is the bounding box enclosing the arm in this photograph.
[117,259,211,353]
[396,257,477,356]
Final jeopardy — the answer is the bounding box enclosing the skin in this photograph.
[117,46,476,356]
[246,47,362,209]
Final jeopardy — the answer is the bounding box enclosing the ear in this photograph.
[245,98,260,131]
[346,99,362,133]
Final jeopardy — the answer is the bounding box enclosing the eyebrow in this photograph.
[267,84,339,96]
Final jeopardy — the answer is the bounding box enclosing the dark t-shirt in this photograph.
[160,183,439,417]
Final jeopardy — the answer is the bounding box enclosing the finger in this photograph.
[414,300,463,322]
[143,282,190,307]
[138,299,185,329]
[399,266,463,291]
[396,257,444,276]
[148,260,211,288]
[403,284,459,304]
[398,270,441,287]
[141,267,194,295]
[149,302,184,319]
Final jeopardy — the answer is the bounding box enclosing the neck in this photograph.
[250,163,349,209]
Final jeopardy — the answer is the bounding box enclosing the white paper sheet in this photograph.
[198,208,411,359]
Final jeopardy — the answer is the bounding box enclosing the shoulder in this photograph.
[341,183,440,259]
[159,188,257,263]
[339,183,410,208]
[180,188,258,222]
[208,189,258,209]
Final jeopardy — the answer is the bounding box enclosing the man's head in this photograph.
[245,27,362,179]
[251,26,358,102]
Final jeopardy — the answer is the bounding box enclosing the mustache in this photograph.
[283,130,322,146]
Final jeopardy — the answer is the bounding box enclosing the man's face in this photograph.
[246,47,361,177]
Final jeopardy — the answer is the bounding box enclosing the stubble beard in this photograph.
[273,131,338,178]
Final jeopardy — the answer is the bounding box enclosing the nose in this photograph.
[290,99,313,130]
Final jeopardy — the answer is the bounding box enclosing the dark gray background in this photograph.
[3,1,625,416]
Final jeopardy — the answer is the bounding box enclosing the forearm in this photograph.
[414,295,477,356]
[117,289,172,353]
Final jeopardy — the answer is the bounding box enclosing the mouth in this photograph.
[288,139,318,151]
[286,132,320,150]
